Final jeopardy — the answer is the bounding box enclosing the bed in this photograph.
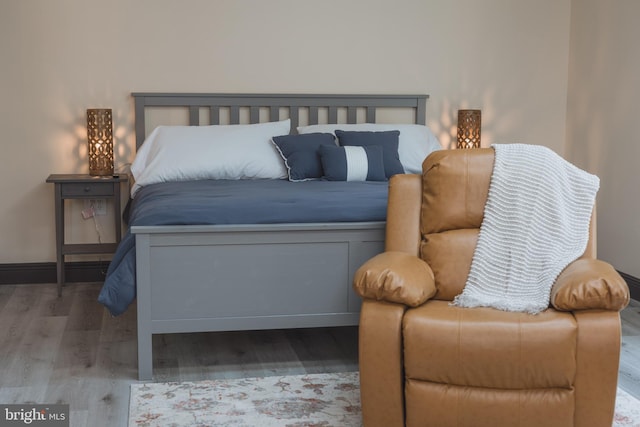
[104,93,435,380]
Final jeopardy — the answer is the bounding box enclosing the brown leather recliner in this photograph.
[354,148,630,427]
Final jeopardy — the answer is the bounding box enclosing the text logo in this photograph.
[0,405,69,427]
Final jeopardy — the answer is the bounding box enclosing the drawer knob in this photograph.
[84,187,91,192]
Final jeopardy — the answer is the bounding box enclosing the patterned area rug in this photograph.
[616,388,640,427]
[129,372,361,427]
[129,372,640,427]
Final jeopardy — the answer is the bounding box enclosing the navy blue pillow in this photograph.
[335,130,404,178]
[272,133,336,181]
[319,144,386,181]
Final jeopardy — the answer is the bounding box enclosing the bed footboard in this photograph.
[133,222,385,380]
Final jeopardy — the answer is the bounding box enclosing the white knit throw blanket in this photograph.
[452,144,600,314]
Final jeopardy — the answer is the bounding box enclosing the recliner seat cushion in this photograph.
[403,300,577,390]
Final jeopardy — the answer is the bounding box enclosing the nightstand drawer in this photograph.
[61,182,114,197]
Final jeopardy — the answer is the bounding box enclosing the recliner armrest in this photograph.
[551,258,630,311]
[354,251,436,307]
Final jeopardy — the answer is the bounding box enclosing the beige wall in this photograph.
[565,0,640,277]
[0,0,572,263]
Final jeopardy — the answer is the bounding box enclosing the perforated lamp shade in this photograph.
[87,109,114,176]
[457,109,481,149]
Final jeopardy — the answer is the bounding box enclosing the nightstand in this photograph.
[46,174,128,296]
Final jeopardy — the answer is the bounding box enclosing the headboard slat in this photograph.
[249,106,260,124]
[309,106,319,125]
[134,95,146,146]
[269,106,279,122]
[230,106,240,125]
[366,107,376,123]
[189,106,199,126]
[347,107,357,124]
[289,106,299,132]
[328,106,338,124]
[209,106,220,125]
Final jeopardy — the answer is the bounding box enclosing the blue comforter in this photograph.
[98,179,389,315]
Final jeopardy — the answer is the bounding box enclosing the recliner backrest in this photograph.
[420,149,493,300]
[418,148,595,301]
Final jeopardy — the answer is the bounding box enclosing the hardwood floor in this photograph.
[0,282,638,427]
[0,283,358,426]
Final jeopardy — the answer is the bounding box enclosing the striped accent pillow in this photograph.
[335,130,403,178]
[319,145,386,181]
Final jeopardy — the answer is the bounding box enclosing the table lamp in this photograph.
[457,109,481,149]
[87,108,114,176]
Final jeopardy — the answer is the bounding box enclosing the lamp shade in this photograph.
[87,109,114,176]
[457,109,481,149]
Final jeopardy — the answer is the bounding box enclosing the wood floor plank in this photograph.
[44,330,102,410]
[98,303,136,344]
[53,330,101,372]
[621,299,640,336]
[0,287,44,400]
[173,331,264,381]
[0,285,37,316]
[620,299,640,397]
[0,302,31,370]
[83,372,131,427]
[35,283,76,317]
[0,290,37,371]
[0,284,16,313]
[45,377,86,410]
[2,316,67,388]
[194,331,266,380]
[245,329,306,378]
[0,386,47,405]
[64,285,104,332]
[70,410,89,427]
[285,327,359,374]
[619,334,640,397]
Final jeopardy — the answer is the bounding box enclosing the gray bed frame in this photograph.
[131,92,429,380]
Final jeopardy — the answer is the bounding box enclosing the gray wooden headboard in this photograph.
[132,92,429,150]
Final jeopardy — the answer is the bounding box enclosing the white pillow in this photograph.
[130,119,290,197]
[297,123,442,174]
